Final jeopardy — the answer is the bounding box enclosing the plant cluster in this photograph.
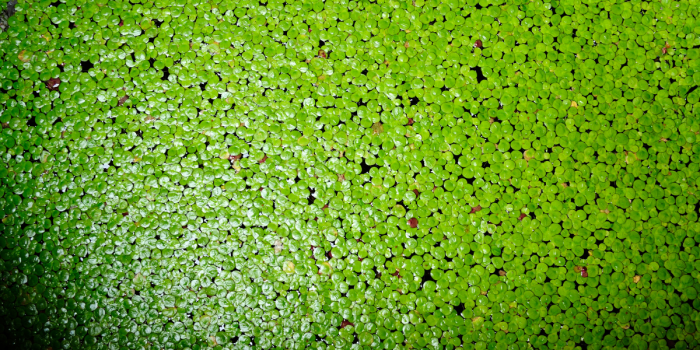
[1,0,700,350]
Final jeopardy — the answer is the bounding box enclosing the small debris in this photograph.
[498,270,506,276]
[571,101,578,107]
[338,174,345,182]
[633,275,641,283]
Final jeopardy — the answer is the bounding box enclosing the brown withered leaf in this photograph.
[46,77,61,91]
[117,95,129,106]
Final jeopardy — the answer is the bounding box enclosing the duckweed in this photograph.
[1,0,700,350]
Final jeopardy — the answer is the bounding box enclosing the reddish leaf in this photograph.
[318,50,327,59]
[122,212,129,217]
[407,118,414,125]
[470,205,482,214]
[474,39,483,48]
[412,189,420,196]
[46,77,61,91]
[326,251,333,259]
[581,270,588,278]
[662,47,667,54]
[518,213,527,221]
[229,154,242,161]
[119,19,124,26]
[408,218,418,228]
[259,154,268,164]
[340,320,354,329]
[322,204,329,210]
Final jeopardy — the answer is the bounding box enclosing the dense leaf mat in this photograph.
[1,0,700,349]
